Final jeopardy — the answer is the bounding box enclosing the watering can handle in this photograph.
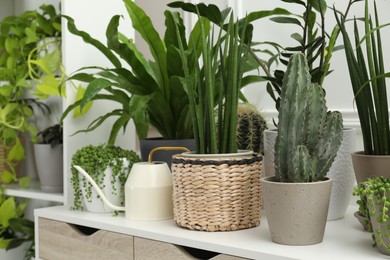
[148,146,190,163]
[73,165,126,212]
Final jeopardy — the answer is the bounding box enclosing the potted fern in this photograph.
[336,0,390,183]
[261,53,343,245]
[60,0,199,163]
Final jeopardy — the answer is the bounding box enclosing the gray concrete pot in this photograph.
[33,144,63,193]
[264,128,355,220]
[262,176,332,245]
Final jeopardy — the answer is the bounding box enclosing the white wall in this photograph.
[61,0,136,205]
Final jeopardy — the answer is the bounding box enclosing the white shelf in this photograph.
[4,180,64,203]
[35,205,382,260]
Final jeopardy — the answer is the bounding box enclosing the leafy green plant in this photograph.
[172,3,261,154]
[354,177,390,253]
[237,103,268,154]
[255,0,358,113]
[274,53,343,182]
[0,188,34,259]
[336,0,390,155]
[70,144,140,211]
[60,0,197,143]
[0,4,60,183]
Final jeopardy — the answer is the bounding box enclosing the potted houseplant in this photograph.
[0,4,60,184]
[0,188,35,260]
[336,0,390,183]
[256,0,358,220]
[261,53,343,245]
[60,1,196,160]
[60,1,262,164]
[353,177,390,255]
[33,124,63,193]
[168,3,263,232]
[70,144,140,213]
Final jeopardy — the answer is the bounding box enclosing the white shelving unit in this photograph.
[4,180,64,203]
[34,205,383,260]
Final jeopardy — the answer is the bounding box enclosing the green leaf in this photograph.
[0,197,16,227]
[80,78,113,109]
[1,170,16,184]
[18,177,30,189]
[73,87,93,118]
[124,0,169,95]
[6,139,24,162]
[63,15,122,68]
[270,16,302,27]
[309,0,327,14]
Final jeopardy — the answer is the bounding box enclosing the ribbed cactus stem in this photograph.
[275,53,343,183]
[236,103,268,153]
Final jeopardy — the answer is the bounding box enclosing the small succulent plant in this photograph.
[237,103,268,154]
[274,53,343,183]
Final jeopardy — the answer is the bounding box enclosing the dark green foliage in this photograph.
[336,0,390,155]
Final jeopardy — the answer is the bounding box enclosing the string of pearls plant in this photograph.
[70,144,140,211]
[354,177,390,252]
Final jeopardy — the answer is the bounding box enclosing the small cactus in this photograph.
[275,53,343,182]
[237,103,268,154]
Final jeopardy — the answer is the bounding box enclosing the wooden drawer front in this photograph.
[134,237,249,260]
[38,218,133,260]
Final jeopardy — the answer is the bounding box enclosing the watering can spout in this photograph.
[73,165,126,212]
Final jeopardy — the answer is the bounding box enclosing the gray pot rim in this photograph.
[261,175,331,185]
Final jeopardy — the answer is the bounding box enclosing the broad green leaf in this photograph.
[270,16,302,27]
[73,87,93,118]
[6,139,24,161]
[309,0,327,14]
[0,197,16,227]
[1,170,16,184]
[80,78,113,109]
[63,15,121,68]
[124,0,169,94]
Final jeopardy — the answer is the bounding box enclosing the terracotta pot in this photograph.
[352,152,390,184]
[262,176,332,245]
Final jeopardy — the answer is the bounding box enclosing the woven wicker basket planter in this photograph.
[171,153,263,232]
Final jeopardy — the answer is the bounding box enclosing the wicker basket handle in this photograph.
[148,146,190,164]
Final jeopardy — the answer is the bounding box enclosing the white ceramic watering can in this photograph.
[74,147,189,221]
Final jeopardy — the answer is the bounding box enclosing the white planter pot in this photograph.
[34,144,63,193]
[326,128,356,220]
[262,176,332,245]
[263,128,356,220]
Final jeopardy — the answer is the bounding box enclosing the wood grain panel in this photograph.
[38,218,133,260]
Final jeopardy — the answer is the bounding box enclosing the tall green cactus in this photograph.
[275,53,343,183]
[237,103,268,154]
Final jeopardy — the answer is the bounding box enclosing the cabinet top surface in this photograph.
[35,205,379,260]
